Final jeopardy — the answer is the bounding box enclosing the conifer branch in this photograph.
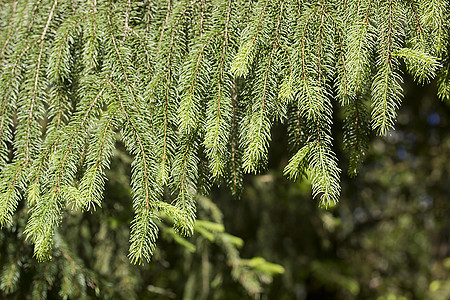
[0,0,18,60]
[24,0,57,163]
[242,0,285,173]
[108,80,152,210]
[77,105,121,210]
[157,0,172,57]
[204,0,233,178]
[55,84,106,191]
[26,0,42,34]
[438,65,450,103]
[371,0,404,135]
[0,162,26,227]
[171,132,198,235]
[0,0,448,262]
[106,3,140,114]
[0,40,37,158]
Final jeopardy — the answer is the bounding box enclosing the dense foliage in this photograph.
[1,74,448,299]
[0,0,449,275]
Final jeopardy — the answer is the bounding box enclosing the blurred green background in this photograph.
[1,76,449,299]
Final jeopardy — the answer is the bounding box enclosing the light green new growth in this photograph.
[0,0,449,264]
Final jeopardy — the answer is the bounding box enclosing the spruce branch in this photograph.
[438,65,450,103]
[203,0,234,178]
[394,47,441,84]
[241,0,285,173]
[370,0,405,136]
[0,0,448,262]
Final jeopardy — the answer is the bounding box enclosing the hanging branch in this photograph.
[0,0,447,263]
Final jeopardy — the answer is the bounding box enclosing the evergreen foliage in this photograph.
[1,178,284,299]
[0,0,449,264]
